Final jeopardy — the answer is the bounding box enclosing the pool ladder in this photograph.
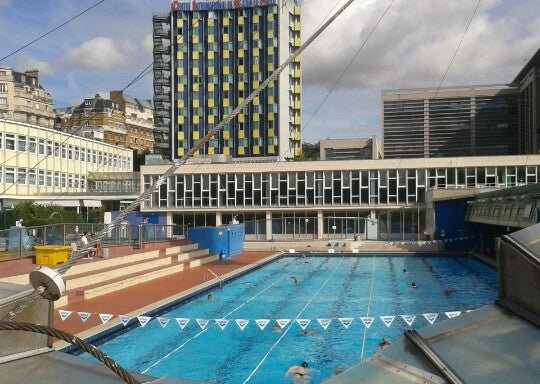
[205,268,223,289]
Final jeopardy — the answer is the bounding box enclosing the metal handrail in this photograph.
[204,268,223,289]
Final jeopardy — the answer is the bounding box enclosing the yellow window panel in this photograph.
[223,18,230,26]
[253,47,259,56]
[293,84,301,93]
[238,130,245,138]
[268,128,275,137]
[238,16,244,23]
[178,147,185,156]
[208,51,214,59]
[238,147,245,155]
[177,100,184,108]
[267,63,274,71]
[193,67,200,76]
[223,147,230,155]
[253,129,260,137]
[253,80,260,88]
[192,35,199,44]
[295,147,302,157]
[223,66,230,75]
[177,19,183,28]
[294,131,301,140]
[268,145,275,154]
[178,115,185,124]
[193,131,200,139]
[253,15,259,23]
[193,51,199,59]
[239,65,245,73]
[177,83,185,91]
[207,83,214,91]
[253,113,260,122]
[223,50,230,58]
[267,30,274,38]
[224,82,230,91]
[294,37,301,46]
[208,115,215,124]
[208,147,215,155]
[267,46,274,55]
[294,6,301,14]
[177,51,184,60]
[177,131,184,140]
[238,82,245,90]
[208,34,214,43]
[268,112,274,120]
[253,64,260,72]
[194,149,200,156]
[253,146,260,155]
[208,99,215,108]
[238,49,245,58]
[191,18,198,25]
[177,67,184,76]
[253,97,260,105]
[238,33,244,41]
[268,96,274,104]
[223,131,230,139]
[208,67,215,75]
[193,115,200,124]
[238,114,245,123]
[193,99,199,108]
[178,36,184,44]
[223,34,229,43]
[223,98,230,107]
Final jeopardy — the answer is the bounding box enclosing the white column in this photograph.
[317,210,323,240]
[215,212,222,226]
[166,211,173,238]
[265,211,272,241]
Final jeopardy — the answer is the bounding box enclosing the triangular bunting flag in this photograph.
[445,311,462,319]
[157,317,170,328]
[78,312,91,322]
[379,315,395,327]
[58,310,72,321]
[400,314,416,326]
[137,316,152,327]
[317,318,332,330]
[120,315,131,326]
[255,319,270,330]
[423,313,438,324]
[215,319,229,330]
[360,316,375,328]
[296,319,311,330]
[99,313,113,324]
[235,319,249,331]
[276,319,290,328]
[176,318,190,329]
[196,318,209,330]
[338,317,354,329]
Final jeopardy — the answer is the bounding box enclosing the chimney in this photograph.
[25,69,39,87]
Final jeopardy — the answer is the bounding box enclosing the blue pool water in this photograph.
[80,255,497,383]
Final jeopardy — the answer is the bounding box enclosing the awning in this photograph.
[33,199,102,208]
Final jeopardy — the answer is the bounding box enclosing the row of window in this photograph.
[0,166,86,189]
[0,132,131,170]
[143,165,539,209]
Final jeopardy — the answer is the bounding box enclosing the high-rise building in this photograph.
[153,0,302,160]
[513,48,540,154]
[381,85,519,158]
[0,67,54,129]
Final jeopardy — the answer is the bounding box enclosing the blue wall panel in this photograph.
[187,224,244,258]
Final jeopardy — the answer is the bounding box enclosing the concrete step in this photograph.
[188,253,219,268]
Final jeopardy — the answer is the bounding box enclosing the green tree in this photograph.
[295,142,320,161]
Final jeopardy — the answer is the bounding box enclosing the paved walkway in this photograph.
[53,250,273,336]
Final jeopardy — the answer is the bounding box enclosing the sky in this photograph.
[0,0,538,142]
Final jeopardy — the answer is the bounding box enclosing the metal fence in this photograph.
[0,223,187,262]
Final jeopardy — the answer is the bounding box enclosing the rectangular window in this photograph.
[61,144,67,159]
[0,132,3,149]
[54,172,60,187]
[27,169,36,185]
[38,139,45,154]
[74,146,80,160]
[28,137,37,153]
[5,134,15,150]
[46,171,53,187]
[68,145,73,160]
[0,97,7,105]
[61,173,67,188]
[5,167,15,184]
[17,168,27,185]
[38,170,45,186]
[0,83,6,92]
[17,135,27,151]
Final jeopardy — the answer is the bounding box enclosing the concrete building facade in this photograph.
[513,48,540,154]
[0,119,133,208]
[140,155,540,239]
[152,0,301,160]
[319,137,382,160]
[0,67,54,129]
[382,84,519,158]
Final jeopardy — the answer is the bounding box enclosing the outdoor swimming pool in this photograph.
[80,255,497,383]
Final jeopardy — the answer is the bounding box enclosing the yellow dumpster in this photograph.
[35,245,72,265]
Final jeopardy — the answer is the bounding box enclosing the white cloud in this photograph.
[60,37,127,70]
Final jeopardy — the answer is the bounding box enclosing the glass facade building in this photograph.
[153,0,302,160]
[382,85,519,158]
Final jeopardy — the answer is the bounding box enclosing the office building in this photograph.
[319,137,382,160]
[513,48,540,154]
[152,0,301,160]
[382,85,519,158]
[0,67,54,129]
[0,119,133,208]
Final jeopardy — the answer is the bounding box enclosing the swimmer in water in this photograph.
[429,265,433,272]
[403,269,407,273]
[378,336,391,349]
[300,329,317,336]
[285,361,309,383]
[444,289,455,296]
[289,276,298,285]
[207,293,215,301]
[272,321,283,333]
[411,282,417,288]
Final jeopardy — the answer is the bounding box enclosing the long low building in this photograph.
[0,119,133,208]
[140,154,540,239]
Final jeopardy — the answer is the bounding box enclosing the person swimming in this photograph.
[411,282,417,288]
[300,329,317,336]
[378,336,391,348]
[444,289,455,296]
[207,293,215,301]
[285,361,309,383]
[403,268,407,273]
[429,265,433,272]
[289,276,298,285]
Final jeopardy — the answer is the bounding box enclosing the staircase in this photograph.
[47,243,218,307]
